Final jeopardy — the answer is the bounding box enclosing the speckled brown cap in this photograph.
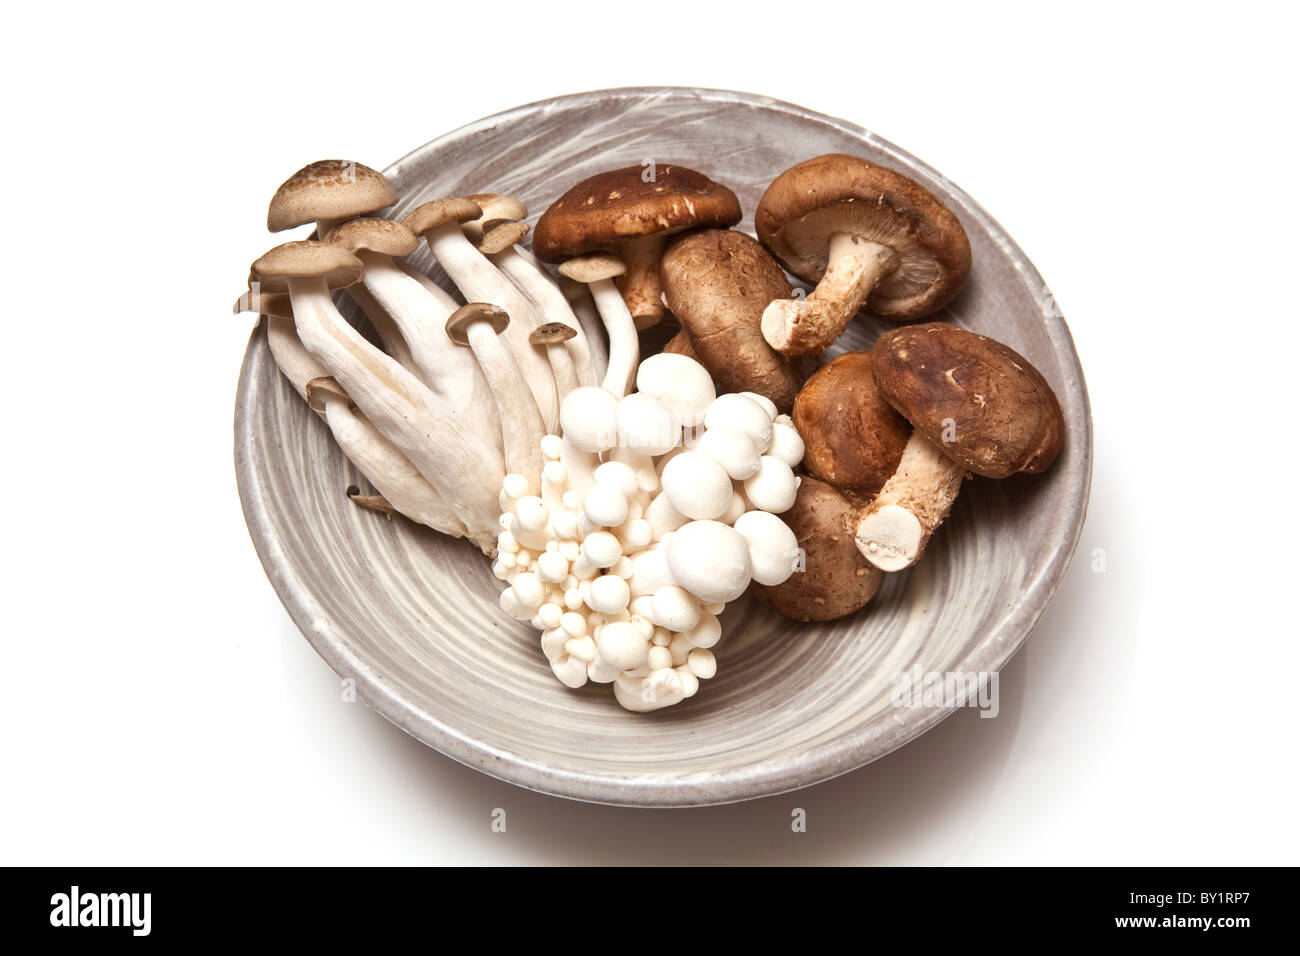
[325,218,419,257]
[871,322,1064,478]
[756,154,971,319]
[249,241,363,293]
[532,164,741,261]
[267,161,397,232]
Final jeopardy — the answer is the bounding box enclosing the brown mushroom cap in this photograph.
[325,218,419,257]
[529,322,577,347]
[755,154,971,319]
[558,252,626,284]
[477,220,530,256]
[872,323,1064,479]
[445,301,510,346]
[753,478,882,622]
[660,229,807,411]
[250,241,363,292]
[793,350,911,500]
[403,198,483,235]
[267,160,397,232]
[531,164,742,262]
[464,193,528,240]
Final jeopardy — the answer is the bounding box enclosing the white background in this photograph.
[2,1,1296,865]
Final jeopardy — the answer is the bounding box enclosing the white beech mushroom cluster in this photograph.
[492,353,805,712]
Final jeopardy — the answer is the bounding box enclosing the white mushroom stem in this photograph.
[615,234,668,329]
[539,337,581,397]
[567,289,608,384]
[853,431,967,572]
[344,281,417,372]
[588,278,640,397]
[761,232,897,356]
[262,314,468,537]
[458,313,547,489]
[285,276,503,546]
[417,223,560,431]
[493,248,597,388]
[560,440,598,496]
[353,251,501,449]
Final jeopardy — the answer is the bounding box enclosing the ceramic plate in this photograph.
[234,87,1092,807]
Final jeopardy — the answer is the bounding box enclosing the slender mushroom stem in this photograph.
[478,221,598,388]
[615,233,668,330]
[270,264,503,546]
[530,323,581,398]
[853,431,966,572]
[761,233,898,356]
[406,201,560,433]
[559,253,639,397]
[343,281,417,371]
[560,276,608,385]
[447,303,546,491]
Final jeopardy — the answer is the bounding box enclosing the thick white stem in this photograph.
[286,277,503,546]
[422,224,560,432]
[761,233,896,356]
[569,292,607,384]
[465,320,546,489]
[357,252,501,451]
[494,247,597,388]
[854,431,967,572]
[589,278,639,397]
[345,282,417,372]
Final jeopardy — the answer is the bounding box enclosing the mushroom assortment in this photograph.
[234,149,1068,706]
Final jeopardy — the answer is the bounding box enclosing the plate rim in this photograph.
[235,85,1093,807]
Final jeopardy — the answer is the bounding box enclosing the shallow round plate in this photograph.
[235,87,1091,807]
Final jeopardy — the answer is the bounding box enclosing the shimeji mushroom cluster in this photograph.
[492,353,805,711]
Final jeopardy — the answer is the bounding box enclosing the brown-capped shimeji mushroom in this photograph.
[405,199,560,432]
[854,323,1065,571]
[756,154,972,356]
[477,220,597,389]
[754,479,883,622]
[250,241,504,546]
[233,293,470,537]
[529,322,581,397]
[461,193,527,245]
[793,350,911,502]
[266,160,397,237]
[557,253,640,397]
[446,303,547,490]
[660,229,807,411]
[325,218,501,450]
[532,164,742,329]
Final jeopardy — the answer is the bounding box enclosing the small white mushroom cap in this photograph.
[628,548,677,597]
[743,456,800,513]
[581,531,623,568]
[583,484,629,527]
[739,391,779,421]
[705,393,774,451]
[592,460,640,498]
[698,426,762,480]
[560,386,620,452]
[733,510,801,586]
[685,612,722,648]
[687,647,718,679]
[768,421,806,468]
[651,585,702,633]
[589,574,631,615]
[597,621,650,671]
[635,353,717,426]
[551,654,588,688]
[660,451,733,520]
[616,392,681,456]
[666,520,752,604]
